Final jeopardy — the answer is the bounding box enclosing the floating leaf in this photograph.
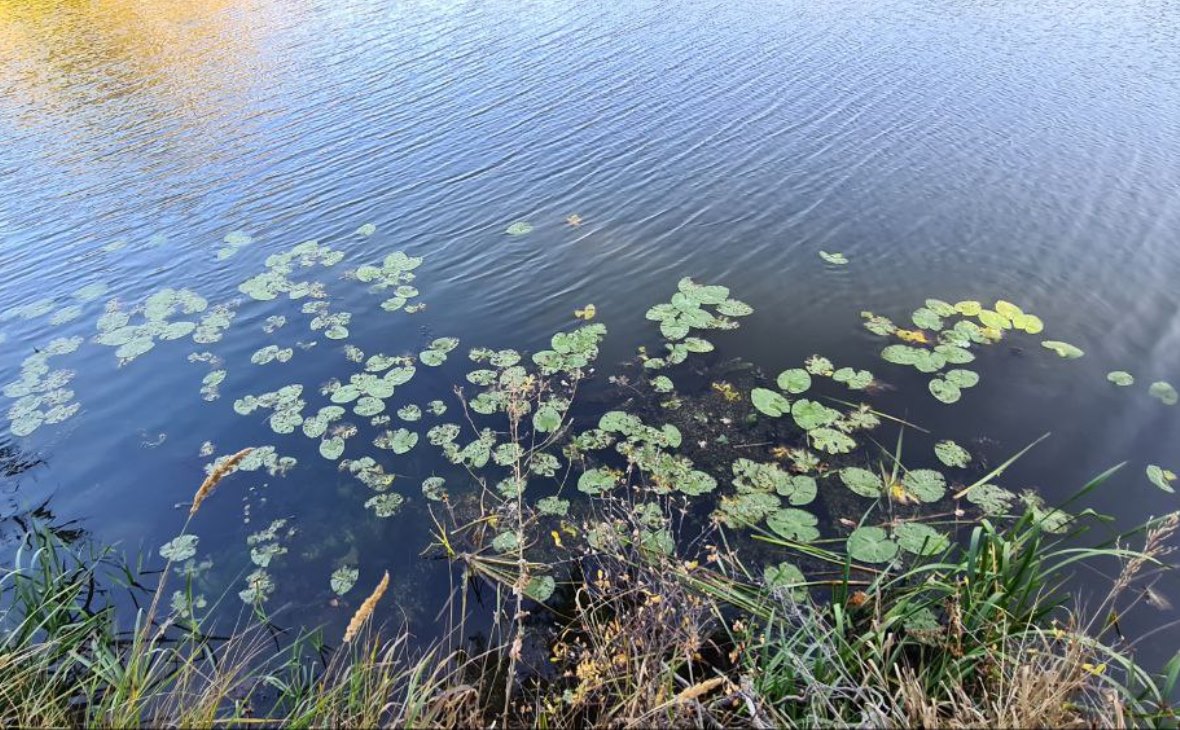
[319,436,345,460]
[505,221,533,236]
[911,307,943,331]
[791,399,839,431]
[419,350,447,367]
[751,388,790,417]
[840,467,883,498]
[924,299,956,317]
[933,344,974,365]
[945,369,979,388]
[651,375,674,393]
[819,251,848,265]
[966,483,1017,516]
[954,300,982,316]
[574,304,597,321]
[717,299,754,317]
[902,469,946,502]
[533,404,562,433]
[160,534,199,562]
[894,522,949,556]
[356,223,377,236]
[365,493,405,518]
[767,508,820,543]
[1106,371,1134,387]
[578,468,617,495]
[804,355,834,376]
[977,309,1010,330]
[1041,340,1083,359]
[330,566,359,595]
[934,440,971,468]
[846,526,898,564]
[777,369,812,395]
[810,427,856,454]
[492,531,520,552]
[537,496,569,516]
[881,345,922,365]
[427,400,447,416]
[1146,465,1176,494]
[928,378,961,404]
[524,575,556,602]
[1149,381,1178,406]
[763,562,807,598]
[860,312,896,336]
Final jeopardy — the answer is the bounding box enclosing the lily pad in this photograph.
[330,566,359,595]
[902,469,946,502]
[810,428,856,454]
[766,508,820,543]
[928,378,961,404]
[966,483,1017,516]
[319,436,345,460]
[537,496,569,516]
[1149,381,1178,406]
[524,575,556,602]
[752,388,791,417]
[420,350,447,367]
[894,522,949,556]
[356,223,377,236]
[840,467,883,498]
[160,534,199,562]
[763,562,807,599]
[911,307,943,331]
[846,526,898,564]
[1107,371,1135,387]
[505,221,533,236]
[819,251,848,265]
[578,468,617,495]
[1042,340,1084,359]
[791,399,839,430]
[365,493,405,518]
[777,369,812,394]
[1146,465,1176,493]
[934,440,971,468]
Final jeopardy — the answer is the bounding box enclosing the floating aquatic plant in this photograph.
[1149,381,1178,406]
[818,251,848,265]
[1107,371,1134,387]
[1146,465,1176,493]
[94,288,208,365]
[4,337,84,436]
[218,230,254,260]
[934,439,970,468]
[505,221,533,236]
[239,240,344,301]
[1042,340,1084,359]
[846,526,897,564]
[330,566,359,595]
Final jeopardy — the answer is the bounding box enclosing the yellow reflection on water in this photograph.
[0,0,281,175]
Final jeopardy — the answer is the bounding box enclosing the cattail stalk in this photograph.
[344,571,390,643]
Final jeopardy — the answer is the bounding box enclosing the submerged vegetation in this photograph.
[2,223,1179,725]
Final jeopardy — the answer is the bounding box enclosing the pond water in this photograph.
[2,0,1179,668]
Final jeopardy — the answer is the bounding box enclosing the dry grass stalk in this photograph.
[343,570,390,643]
[190,447,253,516]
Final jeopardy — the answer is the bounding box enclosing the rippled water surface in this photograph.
[2,0,1180,663]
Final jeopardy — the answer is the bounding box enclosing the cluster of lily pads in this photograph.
[864,299,1050,403]
[352,251,425,313]
[238,240,344,301]
[93,288,210,365]
[3,337,84,436]
[0,281,109,328]
[640,278,753,383]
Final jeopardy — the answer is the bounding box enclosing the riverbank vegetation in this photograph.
[2,483,1177,727]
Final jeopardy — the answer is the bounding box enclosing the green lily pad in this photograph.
[924,299,956,317]
[934,440,971,468]
[752,388,791,417]
[840,467,883,498]
[894,522,950,556]
[933,344,974,364]
[819,251,848,265]
[763,561,807,599]
[911,307,943,331]
[421,477,447,501]
[1146,465,1176,493]
[902,469,946,502]
[791,399,839,431]
[810,427,856,454]
[356,223,377,236]
[420,350,447,367]
[492,531,520,552]
[777,368,812,394]
[505,221,533,236]
[846,526,898,564]
[319,436,345,460]
[536,496,569,516]
[524,575,556,602]
[578,468,617,495]
[533,404,562,433]
[365,493,405,518]
[804,355,835,376]
[330,566,359,595]
[1107,371,1134,387]
[652,375,674,393]
[945,369,980,388]
[766,508,820,543]
[928,378,961,404]
[881,345,922,365]
[954,300,982,316]
[978,309,1010,330]
[160,534,199,562]
[1041,340,1084,359]
[966,483,1017,516]
[1149,381,1178,406]
[354,396,386,417]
